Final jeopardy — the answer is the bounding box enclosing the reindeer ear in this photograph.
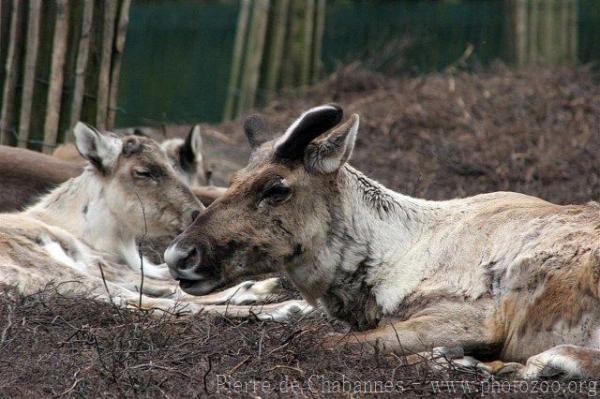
[244,114,269,149]
[133,128,146,137]
[304,114,359,174]
[180,125,203,168]
[189,125,203,156]
[274,104,343,161]
[73,122,122,175]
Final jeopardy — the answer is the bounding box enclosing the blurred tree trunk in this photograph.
[506,0,578,67]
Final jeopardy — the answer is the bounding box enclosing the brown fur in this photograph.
[166,105,600,379]
[0,145,83,212]
[52,143,85,163]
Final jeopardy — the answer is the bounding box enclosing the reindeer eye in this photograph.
[262,180,292,204]
[133,168,152,180]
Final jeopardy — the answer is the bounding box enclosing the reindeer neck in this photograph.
[295,165,445,328]
[329,165,441,261]
[343,164,438,229]
[25,168,136,261]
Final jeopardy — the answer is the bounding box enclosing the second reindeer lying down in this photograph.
[166,104,600,379]
[0,124,220,213]
[0,123,306,319]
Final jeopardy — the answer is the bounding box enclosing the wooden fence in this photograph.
[506,0,578,67]
[223,0,326,121]
[0,0,131,152]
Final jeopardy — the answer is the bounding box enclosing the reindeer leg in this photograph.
[161,278,284,305]
[331,313,493,354]
[136,281,176,298]
[520,345,600,380]
[325,314,502,378]
[189,299,315,321]
[109,285,314,321]
[199,277,282,305]
[326,302,502,371]
[139,259,172,279]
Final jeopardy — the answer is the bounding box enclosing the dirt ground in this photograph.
[1,65,599,398]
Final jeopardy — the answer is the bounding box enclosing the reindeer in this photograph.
[0,123,304,319]
[53,124,212,186]
[160,125,212,187]
[1,125,218,212]
[166,104,600,379]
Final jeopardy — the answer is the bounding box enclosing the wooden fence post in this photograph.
[237,0,270,117]
[107,0,131,129]
[224,0,326,120]
[42,0,70,153]
[223,0,251,121]
[300,0,315,87]
[96,1,118,131]
[18,0,42,148]
[506,0,577,67]
[0,0,24,145]
[67,0,95,141]
[0,0,132,150]
[567,0,577,63]
[312,0,326,83]
[264,0,290,100]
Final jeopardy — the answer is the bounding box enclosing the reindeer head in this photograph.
[74,123,204,238]
[160,125,212,187]
[165,105,359,295]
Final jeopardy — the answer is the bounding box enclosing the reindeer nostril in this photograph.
[191,210,200,222]
[178,245,201,270]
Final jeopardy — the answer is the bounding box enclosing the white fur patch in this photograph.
[164,243,187,268]
[121,240,170,278]
[42,236,88,274]
[141,261,172,279]
[255,300,315,322]
[226,278,280,305]
[520,349,583,379]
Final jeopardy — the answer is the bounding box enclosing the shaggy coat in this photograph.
[166,105,600,379]
[0,124,301,318]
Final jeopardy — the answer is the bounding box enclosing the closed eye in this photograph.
[132,164,166,181]
[133,168,153,180]
[264,185,290,200]
[262,179,292,204]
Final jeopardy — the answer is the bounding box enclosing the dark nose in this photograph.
[164,241,203,279]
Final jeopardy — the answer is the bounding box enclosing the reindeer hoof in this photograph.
[432,346,464,359]
[256,300,313,322]
[229,278,282,305]
[519,345,584,380]
[251,277,281,295]
[476,360,524,376]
